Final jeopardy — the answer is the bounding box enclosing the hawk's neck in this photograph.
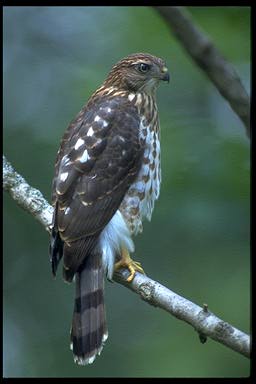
[90,85,157,103]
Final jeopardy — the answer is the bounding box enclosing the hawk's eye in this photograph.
[137,63,150,73]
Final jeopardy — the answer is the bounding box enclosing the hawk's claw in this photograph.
[114,248,145,282]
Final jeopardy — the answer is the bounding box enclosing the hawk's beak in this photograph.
[161,66,170,83]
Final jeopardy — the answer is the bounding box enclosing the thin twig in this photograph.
[3,155,251,359]
[155,6,250,137]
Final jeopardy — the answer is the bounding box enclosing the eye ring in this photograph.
[137,63,150,73]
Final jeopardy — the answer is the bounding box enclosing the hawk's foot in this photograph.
[114,247,145,282]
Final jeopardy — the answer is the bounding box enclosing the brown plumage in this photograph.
[50,53,169,365]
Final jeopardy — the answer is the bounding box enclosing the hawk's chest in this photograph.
[119,93,161,235]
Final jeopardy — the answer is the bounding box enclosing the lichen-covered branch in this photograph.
[3,155,250,359]
[3,155,53,232]
[155,6,250,137]
[114,271,250,358]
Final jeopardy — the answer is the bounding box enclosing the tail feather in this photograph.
[70,251,108,365]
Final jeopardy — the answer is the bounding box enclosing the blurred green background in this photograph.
[3,6,250,378]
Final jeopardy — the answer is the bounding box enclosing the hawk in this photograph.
[50,53,169,365]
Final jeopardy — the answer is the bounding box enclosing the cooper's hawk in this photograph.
[50,53,169,365]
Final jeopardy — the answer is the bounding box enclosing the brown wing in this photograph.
[50,95,144,280]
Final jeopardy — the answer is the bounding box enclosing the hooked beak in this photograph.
[161,66,170,83]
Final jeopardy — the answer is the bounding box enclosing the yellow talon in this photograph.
[114,247,145,282]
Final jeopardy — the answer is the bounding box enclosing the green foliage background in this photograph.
[3,6,250,378]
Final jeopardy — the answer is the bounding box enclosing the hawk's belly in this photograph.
[119,127,161,235]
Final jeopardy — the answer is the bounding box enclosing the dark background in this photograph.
[3,6,250,377]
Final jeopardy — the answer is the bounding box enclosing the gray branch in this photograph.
[114,271,250,358]
[155,6,250,137]
[3,155,53,232]
[3,155,250,359]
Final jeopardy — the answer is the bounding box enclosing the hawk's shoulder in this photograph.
[52,94,141,202]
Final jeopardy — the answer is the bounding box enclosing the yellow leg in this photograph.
[114,247,145,282]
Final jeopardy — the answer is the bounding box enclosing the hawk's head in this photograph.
[103,53,169,94]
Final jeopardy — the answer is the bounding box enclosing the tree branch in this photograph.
[154,6,250,138]
[3,155,250,359]
[3,155,53,232]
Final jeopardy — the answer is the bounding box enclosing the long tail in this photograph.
[70,251,108,365]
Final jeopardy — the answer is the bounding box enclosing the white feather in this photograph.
[99,210,134,280]
[79,149,90,163]
[87,127,94,137]
[60,172,68,182]
[74,138,85,150]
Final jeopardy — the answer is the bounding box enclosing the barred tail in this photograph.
[70,252,108,365]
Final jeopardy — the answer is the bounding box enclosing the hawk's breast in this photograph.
[119,93,161,235]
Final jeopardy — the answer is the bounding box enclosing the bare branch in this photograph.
[114,270,250,358]
[3,155,53,232]
[155,6,250,137]
[3,155,250,359]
